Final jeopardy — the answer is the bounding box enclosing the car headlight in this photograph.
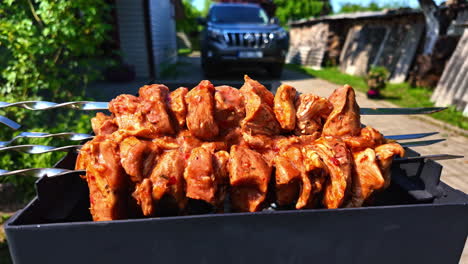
[207,28,224,42]
[272,28,288,39]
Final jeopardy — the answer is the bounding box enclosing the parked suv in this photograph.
[199,3,289,77]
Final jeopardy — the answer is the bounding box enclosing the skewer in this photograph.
[0,138,446,154]
[0,132,93,147]
[0,168,85,178]
[1,154,462,178]
[0,100,447,115]
[0,115,21,130]
[394,154,464,164]
[0,144,82,154]
[0,131,440,147]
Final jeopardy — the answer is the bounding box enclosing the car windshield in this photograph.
[209,6,269,24]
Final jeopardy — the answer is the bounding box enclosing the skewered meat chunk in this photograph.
[184,147,218,205]
[342,126,386,151]
[241,75,274,106]
[305,136,352,209]
[298,149,326,209]
[185,80,219,140]
[76,135,128,221]
[150,150,187,213]
[323,85,361,137]
[375,143,405,188]
[139,84,175,135]
[228,145,271,212]
[295,94,332,135]
[120,136,160,183]
[275,146,303,206]
[214,85,245,129]
[168,87,189,129]
[240,75,280,136]
[274,84,297,131]
[213,150,230,208]
[133,179,154,216]
[109,94,150,137]
[345,148,385,207]
[91,112,118,136]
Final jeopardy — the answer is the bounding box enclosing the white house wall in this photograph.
[116,0,150,78]
[149,0,178,78]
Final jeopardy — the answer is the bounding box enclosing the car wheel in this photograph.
[268,64,283,78]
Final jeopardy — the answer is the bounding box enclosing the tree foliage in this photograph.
[0,0,114,199]
[274,0,331,25]
[176,0,203,34]
[0,0,114,102]
[337,1,407,14]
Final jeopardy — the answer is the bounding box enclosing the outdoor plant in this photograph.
[0,0,114,200]
[366,66,389,98]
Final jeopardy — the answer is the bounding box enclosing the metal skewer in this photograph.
[0,132,93,147]
[0,144,82,154]
[0,168,85,178]
[1,154,462,178]
[0,116,21,130]
[0,131,440,148]
[0,100,446,115]
[0,138,446,155]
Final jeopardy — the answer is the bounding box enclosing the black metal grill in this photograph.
[223,32,273,48]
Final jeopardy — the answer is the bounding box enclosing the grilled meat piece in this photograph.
[342,126,386,151]
[294,94,332,135]
[120,136,160,183]
[375,143,405,188]
[184,147,218,205]
[185,80,219,140]
[109,94,150,137]
[132,178,154,216]
[150,150,187,213]
[168,87,189,129]
[228,145,271,212]
[345,148,384,207]
[91,112,118,136]
[214,85,245,129]
[298,148,326,209]
[76,135,128,221]
[305,136,352,209]
[274,84,297,131]
[183,145,229,207]
[323,85,361,137]
[139,84,175,135]
[213,150,230,209]
[240,75,280,136]
[275,146,303,206]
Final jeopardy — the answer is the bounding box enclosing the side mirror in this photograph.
[196,17,207,26]
[270,17,279,25]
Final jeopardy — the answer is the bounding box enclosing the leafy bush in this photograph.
[0,0,114,200]
[366,66,389,91]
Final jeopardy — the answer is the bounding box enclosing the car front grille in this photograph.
[223,32,273,48]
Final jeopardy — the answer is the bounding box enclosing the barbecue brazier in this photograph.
[4,147,468,264]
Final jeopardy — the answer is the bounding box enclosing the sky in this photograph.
[192,0,446,14]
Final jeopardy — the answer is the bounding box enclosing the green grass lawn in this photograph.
[285,64,468,131]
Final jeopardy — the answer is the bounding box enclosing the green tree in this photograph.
[177,0,203,34]
[0,0,114,102]
[274,0,332,25]
[0,0,114,199]
[337,1,407,14]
